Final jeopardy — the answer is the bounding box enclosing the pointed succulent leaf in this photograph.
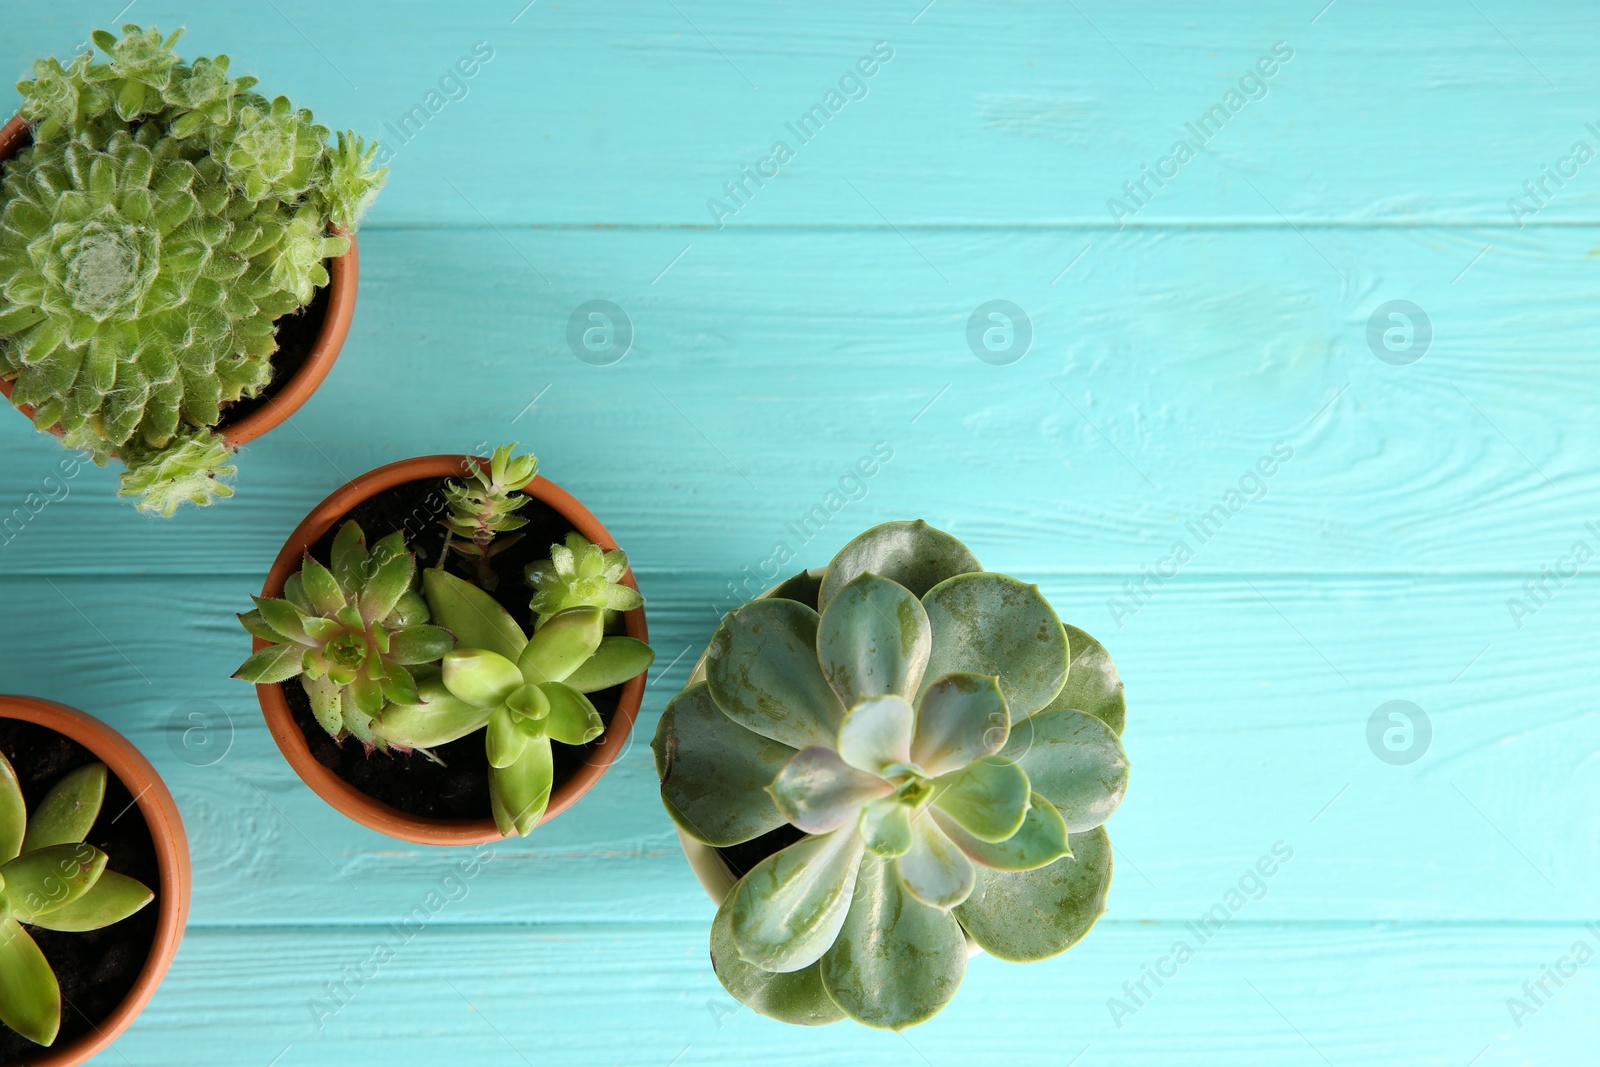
[441,649,524,709]
[0,919,58,1046]
[730,827,864,973]
[706,599,845,750]
[652,683,793,848]
[503,683,550,722]
[954,826,1112,962]
[817,571,931,707]
[768,747,892,835]
[911,672,1010,777]
[358,532,414,622]
[373,676,491,749]
[1039,624,1126,736]
[22,763,106,852]
[920,573,1069,720]
[561,637,654,693]
[349,672,386,718]
[422,568,526,663]
[489,737,553,836]
[3,844,108,920]
[485,706,529,769]
[26,869,153,932]
[857,796,913,859]
[894,814,976,910]
[250,595,311,643]
[1002,708,1129,832]
[933,792,1070,871]
[818,520,982,612]
[234,642,306,684]
[709,887,845,1026]
[540,683,604,745]
[304,675,344,738]
[516,607,604,684]
[300,557,345,615]
[237,609,281,643]
[0,755,26,864]
[835,695,914,777]
[387,624,454,665]
[818,853,967,1030]
[379,665,421,707]
[329,520,368,591]
[931,756,1030,843]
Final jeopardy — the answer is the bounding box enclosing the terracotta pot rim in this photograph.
[0,695,190,1067]
[0,113,357,450]
[254,454,650,846]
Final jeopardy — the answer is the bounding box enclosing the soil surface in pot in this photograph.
[216,278,331,428]
[283,475,629,821]
[0,720,159,1062]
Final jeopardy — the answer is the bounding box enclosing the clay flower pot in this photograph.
[0,113,358,447]
[0,695,190,1067]
[252,455,649,845]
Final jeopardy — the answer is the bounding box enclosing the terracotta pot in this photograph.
[0,695,190,1067]
[254,455,650,845]
[0,113,358,447]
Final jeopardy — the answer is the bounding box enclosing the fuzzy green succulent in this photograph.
[526,532,643,629]
[234,521,454,748]
[653,521,1129,1029]
[374,568,656,836]
[0,25,387,515]
[443,444,539,590]
[0,756,155,1047]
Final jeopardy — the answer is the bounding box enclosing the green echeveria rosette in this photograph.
[653,520,1130,1030]
[0,25,387,515]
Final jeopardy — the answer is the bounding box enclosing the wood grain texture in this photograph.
[1,1,1596,1063]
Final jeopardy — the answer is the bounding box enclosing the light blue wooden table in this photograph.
[2,2,1596,1063]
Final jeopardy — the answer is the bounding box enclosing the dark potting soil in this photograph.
[216,277,331,428]
[281,475,630,821]
[0,720,159,1061]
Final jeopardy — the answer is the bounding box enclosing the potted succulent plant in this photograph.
[0,25,384,515]
[0,695,189,1066]
[237,446,654,844]
[653,521,1129,1029]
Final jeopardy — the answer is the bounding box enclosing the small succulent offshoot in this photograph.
[442,443,538,590]
[0,25,387,514]
[526,531,643,630]
[654,521,1130,1029]
[0,755,155,1047]
[234,520,453,748]
[373,568,656,836]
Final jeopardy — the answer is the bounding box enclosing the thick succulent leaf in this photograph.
[817,572,931,707]
[562,637,654,693]
[895,814,975,909]
[934,792,1070,871]
[710,887,845,1025]
[0,754,26,864]
[954,826,1112,962]
[653,682,793,848]
[1040,624,1126,736]
[517,607,604,684]
[388,624,454,665]
[441,649,524,709]
[3,844,108,920]
[503,683,550,723]
[920,573,1069,720]
[486,706,530,769]
[301,557,345,615]
[251,595,310,643]
[818,521,982,612]
[358,532,414,623]
[237,609,281,643]
[0,920,58,1046]
[490,737,554,836]
[27,869,153,932]
[931,756,1030,843]
[768,747,892,835]
[836,695,914,777]
[1002,708,1129,832]
[329,520,369,591]
[730,828,864,973]
[911,672,1009,777]
[706,599,845,750]
[422,568,526,662]
[304,675,345,738]
[22,763,106,852]
[857,797,914,858]
[540,682,604,745]
[767,568,823,609]
[819,854,967,1030]
[234,642,306,684]
[373,677,492,749]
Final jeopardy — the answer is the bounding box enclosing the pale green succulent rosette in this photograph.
[373,568,655,836]
[654,520,1129,1029]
